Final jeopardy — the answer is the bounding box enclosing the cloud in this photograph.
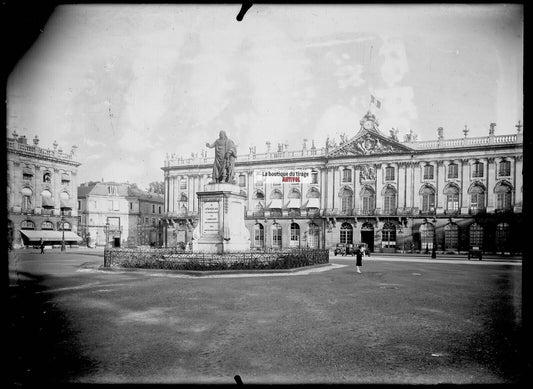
[314,105,361,142]
[379,37,409,87]
[374,86,418,133]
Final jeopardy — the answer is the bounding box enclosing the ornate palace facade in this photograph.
[161,113,523,254]
[7,132,82,248]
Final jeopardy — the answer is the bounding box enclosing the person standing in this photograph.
[355,245,363,273]
[40,238,45,254]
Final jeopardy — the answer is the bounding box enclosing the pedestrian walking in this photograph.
[40,238,45,254]
[355,245,363,273]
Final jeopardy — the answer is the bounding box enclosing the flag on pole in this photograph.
[370,95,381,109]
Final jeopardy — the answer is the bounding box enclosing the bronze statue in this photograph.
[206,130,237,183]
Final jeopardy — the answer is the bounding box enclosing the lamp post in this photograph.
[61,216,66,252]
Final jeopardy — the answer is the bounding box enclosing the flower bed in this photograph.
[103,247,329,271]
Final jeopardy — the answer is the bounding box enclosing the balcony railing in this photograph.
[7,139,76,161]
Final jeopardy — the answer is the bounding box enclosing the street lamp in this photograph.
[61,216,66,252]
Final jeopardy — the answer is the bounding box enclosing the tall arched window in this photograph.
[306,188,320,216]
[382,222,396,249]
[20,220,35,230]
[444,185,460,213]
[253,223,264,248]
[270,190,283,217]
[444,223,459,251]
[383,187,396,214]
[469,223,484,248]
[340,187,353,214]
[270,190,283,199]
[469,185,485,214]
[272,223,282,249]
[496,222,510,252]
[41,221,54,230]
[21,187,32,211]
[361,187,375,215]
[420,223,435,251]
[59,221,71,231]
[420,186,435,213]
[340,222,353,244]
[495,183,512,211]
[308,223,320,248]
[290,223,300,247]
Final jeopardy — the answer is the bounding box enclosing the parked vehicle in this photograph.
[345,243,357,256]
[334,243,346,256]
[468,246,482,260]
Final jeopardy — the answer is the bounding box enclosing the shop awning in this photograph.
[306,198,320,209]
[41,196,55,207]
[268,199,283,209]
[60,199,72,208]
[20,230,82,242]
[287,199,301,209]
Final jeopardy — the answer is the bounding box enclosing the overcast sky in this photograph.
[7,4,523,190]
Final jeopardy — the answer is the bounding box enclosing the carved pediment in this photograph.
[328,130,413,157]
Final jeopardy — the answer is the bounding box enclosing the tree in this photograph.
[147,181,164,194]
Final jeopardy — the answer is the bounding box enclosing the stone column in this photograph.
[460,159,470,214]
[187,176,193,214]
[247,171,253,214]
[193,176,198,213]
[412,162,421,210]
[326,167,334,211]
[353,165,360,213]
[375,163,383,214]
[333,166,341,212]
[487,158,496,212]
[397,162,406,211]
[436,161,446,214]
[514,156,523,211]
[320,168,327,215]
[54,168,60,215]
[164,173,170,213]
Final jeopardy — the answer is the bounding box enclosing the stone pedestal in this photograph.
[195,183,250,253]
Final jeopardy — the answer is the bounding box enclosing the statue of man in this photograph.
[206,130,237,183]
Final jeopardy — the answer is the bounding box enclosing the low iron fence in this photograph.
[103,247,329,271]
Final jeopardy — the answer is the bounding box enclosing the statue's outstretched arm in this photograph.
[206,142,215,148]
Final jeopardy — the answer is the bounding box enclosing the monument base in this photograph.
[194,183,250,254]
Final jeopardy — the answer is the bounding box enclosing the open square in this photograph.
[7,250,523,384]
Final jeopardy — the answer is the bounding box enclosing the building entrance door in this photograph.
[114,237,121,248]
[361,222,374,252]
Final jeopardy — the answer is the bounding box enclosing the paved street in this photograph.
[7,248,524,384]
